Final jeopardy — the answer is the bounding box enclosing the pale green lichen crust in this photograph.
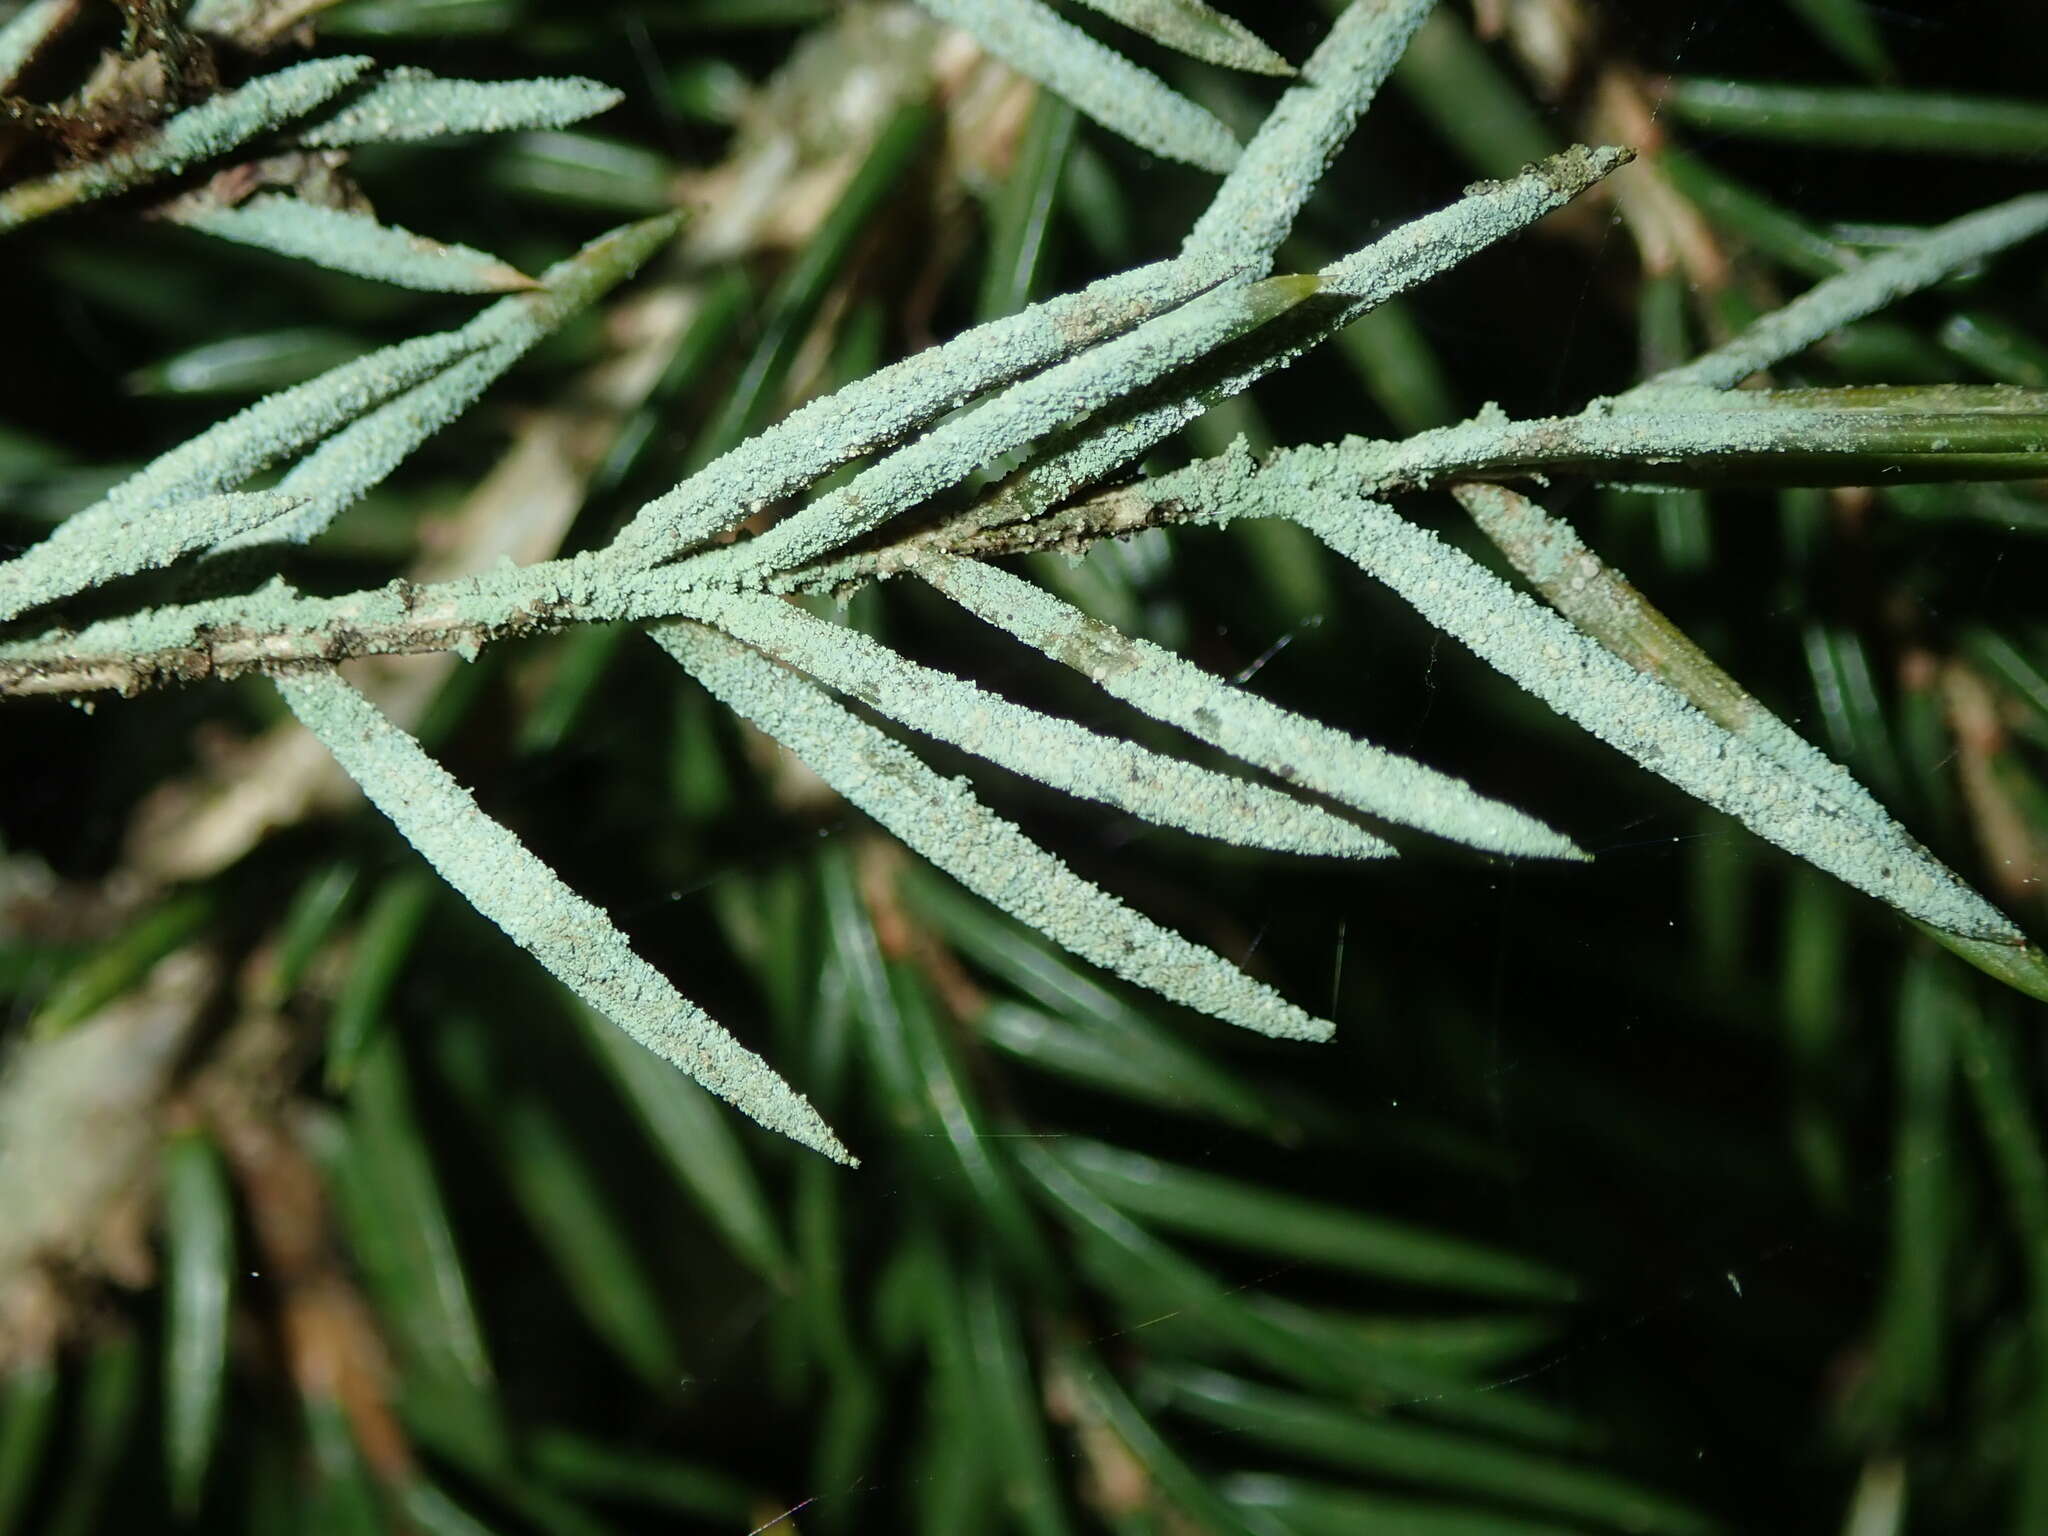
[0,56,375,230]
[620,2,1466,565]
[0,0,69,93]
[917,551,1584,860]
[976,145,1635,532]
[126,55,376,170]
[293,68,623,147]
[174,196,535,294]
[221,342,529,549]
[913,0,1241,174]
[655,620,1335,1043]
[1313,392,2045,492]
[618,25,1591,571]
[1066,0,1294,76]
[1454,480,1907,838]
[0,492,302,623]
[615,258,1218,559]
[683,274,1319,583]
[1626,190,2048,397]
[276,668,853,1164]
[678,589,1392,859]
[55,328,486,550]
[1290,497,2024,946]
[1180,0,1434,271]
[24,214,676,583]
[0,545,695,696]
[1320,145,1637,305]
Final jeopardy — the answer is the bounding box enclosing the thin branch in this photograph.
[7,386,2046,699]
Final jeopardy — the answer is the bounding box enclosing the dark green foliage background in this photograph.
[5,1,2048,1532]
